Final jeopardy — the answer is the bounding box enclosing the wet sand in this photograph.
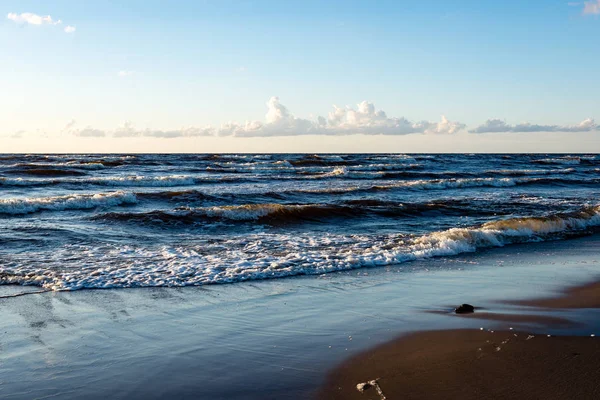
[513,280,600,309]
[319,271,600,399]
[318,329,600,400]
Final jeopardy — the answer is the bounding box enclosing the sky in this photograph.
[1,0,599,153]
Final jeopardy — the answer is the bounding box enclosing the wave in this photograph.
[93,203,357,224]
[203,167,251,174]
[0,175,245,187]
[136,190,218,202]
[484,168,576,176]
[3,205,600,290]
[350,163,424,172]
[91,175,199,187]
[379,168,576,180]
[312,177,517,194]
[92,198,519,225]
[5,168,88,177]
[195,203,356,221]
[0,191,137,215]
[288,156,354,167]
[281,176,598,196]
[88,175,250,187]
[9,162,106,170]
[533,157,581,165]
[0,177,55,186]
[133,188,311,204]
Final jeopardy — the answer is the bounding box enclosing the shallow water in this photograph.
[1,153,599,291]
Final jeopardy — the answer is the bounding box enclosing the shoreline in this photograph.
[318,278,600,399]
[2,235,600,399]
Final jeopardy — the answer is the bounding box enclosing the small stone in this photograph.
[454,304,475,314]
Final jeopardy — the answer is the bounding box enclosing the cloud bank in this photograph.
[470,118,597,133]
[64,97,465,139]
[61,98,598,139]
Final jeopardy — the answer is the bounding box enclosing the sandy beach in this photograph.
[319,270,600,399]
[318,328,600,400]
[0,236,598,399]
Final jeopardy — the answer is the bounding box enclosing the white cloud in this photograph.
[583,0,600,14]
[63,119,77,132]
[66,97,466,139]
[10,130,25,139]
[112,121,201,138]
[7,12,62,25]
[72,121,213,139]
[118,70,134,77]
[224,97,465,137]
[470,118,598,133]
[72,127,106,137]
[8,12,76,33]
[324,100,464,135]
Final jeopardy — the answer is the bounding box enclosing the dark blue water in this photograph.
[1,153,599,290]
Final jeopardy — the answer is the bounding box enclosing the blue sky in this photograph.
[1,0,599,152]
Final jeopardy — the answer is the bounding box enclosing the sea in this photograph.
[1,153,599,292]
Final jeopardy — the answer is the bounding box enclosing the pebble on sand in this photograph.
[454,304,475,314]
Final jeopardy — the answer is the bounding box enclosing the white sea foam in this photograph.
[7,162,106,170]
[0,177,51,186]
[0,191,137,215]
[486,168,575,175]
[89,175,199,187]
[284,177,518,195]
[400,177,517,190]
[2,206,598,290]
[329,166,348,176]
[0,175,202,187]
[352,163,422,171]
[534,157,581,165]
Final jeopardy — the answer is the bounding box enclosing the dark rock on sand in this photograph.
[455,304,475,314]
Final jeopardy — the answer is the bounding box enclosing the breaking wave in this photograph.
[90,198,563,225]
[93,203,357,224]
[2,205,599,290]
[0,191,138,215]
